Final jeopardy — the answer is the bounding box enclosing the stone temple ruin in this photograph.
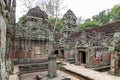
[0,0,120,80]
[16,6,53,60]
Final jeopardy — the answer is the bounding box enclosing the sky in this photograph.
[16,0,120,22]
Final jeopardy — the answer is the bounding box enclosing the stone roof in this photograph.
[27,6,48,19]
[70,32,81,39]
[70,21,120,39]
[63,9,77,20]
[86,21,120,33]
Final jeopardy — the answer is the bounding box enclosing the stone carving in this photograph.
[59,9,78,61]
[61,9,77,38]
[16,6,52,59]
[110,41,120,76]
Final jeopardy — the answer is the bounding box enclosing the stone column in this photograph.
[86,50,89,65]
[48,54,57,78]
[115,52,120,76]
[75,49,80,65]
[109,52,116,75]
[75,50,78,64]
[80,52,82,65]
[58,49,61,59]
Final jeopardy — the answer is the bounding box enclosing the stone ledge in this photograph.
[9,75,19,80]
[62,64,120,80]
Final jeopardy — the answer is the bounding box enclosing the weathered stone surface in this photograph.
[9,75,19,80]
[27,6,48,19]
[0,15,7,80]
[58,9,77,62]
[16,6,53,59]
[0,0,16,80]
[48,54,57,78]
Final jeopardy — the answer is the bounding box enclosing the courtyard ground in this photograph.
[63,63,120,80]
[20,70,79,80]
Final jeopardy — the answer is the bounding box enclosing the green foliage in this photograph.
[18,4,120,32]
[48,17,62,32]
[18,15,26,24]
[78,4,120,31]
[92,10,110,25]
[110,4,120,21]
[92,4,120,24]
[78,19,99,30]
[47,74,57,79]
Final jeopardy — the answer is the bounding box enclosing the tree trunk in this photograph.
[0,15,7,80]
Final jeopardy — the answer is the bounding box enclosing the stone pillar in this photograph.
[48,54,57,78]
[75,50,80,65]
[80,52,82,65]
[109,52,116,75]
[75,50,78,64]
[86,51,89,65]
[115,52,120,76]
[66,50,69,62]
[58,49,61,58]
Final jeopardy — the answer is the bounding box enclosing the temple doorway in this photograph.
[60,50,64,59]
[54,50,59,57]
[81,51,86,64]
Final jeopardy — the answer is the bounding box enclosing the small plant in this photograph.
[12,58,19,64]
[23,58,28,61]
[47,74,57,79]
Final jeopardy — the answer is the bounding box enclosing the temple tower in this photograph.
[61,9,78,38]
[59,9,77,62]
[17,6,53,59]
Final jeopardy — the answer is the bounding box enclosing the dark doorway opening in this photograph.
[54,50,58,57]
[60,50,64,59]
[81,51,86,64]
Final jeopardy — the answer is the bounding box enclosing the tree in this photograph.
[92,4,120,24]
[78,19,99,30]
[38,0,47,12]
[22,0,35,9]
[110,4,120,21]
[0,15,7,80]
[48,17,62,32]
[92,10,110,25]
[21,0,36,12]
[18,15,27,24]
[0,0,15,80]
[20,0,65,32]
[39,0,65,32]
[40,0,65,18]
